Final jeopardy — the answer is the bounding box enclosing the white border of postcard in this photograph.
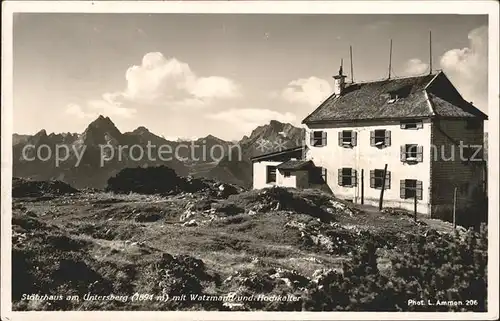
[1,1,499,320]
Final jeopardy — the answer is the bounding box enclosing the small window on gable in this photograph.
[311,131,327,147]
[370,129,391,148]
[338,130,357,147]
[266,166,277,183]
[401,119,424,130]
[283,171,291,177]
[338,168,357,187]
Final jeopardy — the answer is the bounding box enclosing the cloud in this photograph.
[65,103,96,119]
[281,77,332,106]
[403,58,429,76]
[122,52,241,106]
[207,108,297,135]
[440,25,488,110]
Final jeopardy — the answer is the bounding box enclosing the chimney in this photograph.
[333,62,347,96]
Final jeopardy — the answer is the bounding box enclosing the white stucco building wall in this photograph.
[304,119,432,214]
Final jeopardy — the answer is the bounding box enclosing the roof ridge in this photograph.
[345,72,438,86]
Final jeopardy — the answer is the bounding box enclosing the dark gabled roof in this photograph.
[302,71,487,124]
[250,146,304,162]
[277,160,313,170]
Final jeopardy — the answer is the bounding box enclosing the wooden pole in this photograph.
[361,169,364,205]
[453,187,457,229]
[349,45,354,83]
[388,39,393,79]
[429,30,433,75]
[414,194,418,222]
[378,164,388,211]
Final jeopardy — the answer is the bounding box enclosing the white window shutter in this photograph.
[385,171,391,189]
[321,131,327,146]
[370,170,375,188]
[400,180,406,198]
[417,146,424,162]
[352,131,357,146]
[400,145,407,162]
[416,180,423,200]
[384,130,391,146]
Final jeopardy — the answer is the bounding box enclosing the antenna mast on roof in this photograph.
[429,30,433,75]
[388,39,393,79]
[349,45,354,83]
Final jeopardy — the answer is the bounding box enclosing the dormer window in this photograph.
[387,93,399,104]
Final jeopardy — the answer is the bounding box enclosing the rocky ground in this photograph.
[11,172,487,312]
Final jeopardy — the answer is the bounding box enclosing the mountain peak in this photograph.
[132,126,151,134]
[80,115,122,145]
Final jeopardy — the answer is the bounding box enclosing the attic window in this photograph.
[387,85,412,103]
[387,94,399,104]
[401,119,424,130]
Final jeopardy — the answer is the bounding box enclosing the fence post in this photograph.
[453,187,457,229]
[361,169,364,205]
[378,164,388,211]
[414,194,417,222]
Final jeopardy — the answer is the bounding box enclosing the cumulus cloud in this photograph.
[65,103,96,119]
[403,58,429,76]
[281,77,332,106]
[440,25,488,110]
[122,52,241,106]
[207,108,297,135]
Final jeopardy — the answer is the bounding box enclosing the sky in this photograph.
[13,14,488,140]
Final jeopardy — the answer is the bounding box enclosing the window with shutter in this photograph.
[400,119,423,130]
[372,169,390,189]
[403,144,419,162]
[373,129,387,147]
[340,130,354,147]
[312,131,325,147]
[401,179,419,199]
[339,168,355,187]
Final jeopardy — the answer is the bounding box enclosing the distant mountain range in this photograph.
[12,116,304,189]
